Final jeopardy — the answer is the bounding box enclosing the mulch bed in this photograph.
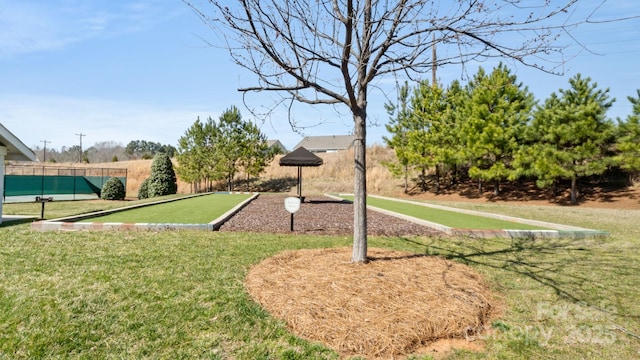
[219,194,441,236]
[246,247,497,359]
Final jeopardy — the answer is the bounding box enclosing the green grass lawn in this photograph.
[1,194,189,221]
[1,200,639,359]
[339,195,549,230]
[77,193,251,224]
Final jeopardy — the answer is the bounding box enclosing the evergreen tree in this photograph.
[405,80,449,192]
[461,64,535,194]
[383,81,412,193]
[521,74,615,204]
[384,80,467,193]
[239,120,274,191]
[148,152,178,197]
[125,140,176,159]
[614,89,640,179]
[176,117,221,192]
[176,108,273,192]
[138,177,150,199]
[101,177,126,200]
[441,80,469,186]
[216,106,251,191]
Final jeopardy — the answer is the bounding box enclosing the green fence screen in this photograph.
[3,165,127,198]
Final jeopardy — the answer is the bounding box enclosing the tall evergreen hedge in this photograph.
[148,152,177,197]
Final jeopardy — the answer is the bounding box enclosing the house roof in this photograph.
[267,139,288,152]
[279,146,323,167]
[0,123,36,161]
[294,135,354,152]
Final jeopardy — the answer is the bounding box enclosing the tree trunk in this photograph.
[352,110,368,263]
[403,164,408,194]
[571,177,578,205]
[452,164,458,186]
[494,179,500,195]
[435,163,441,194]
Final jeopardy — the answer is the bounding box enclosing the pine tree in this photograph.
[442,80,469,186]
[384,80,468,193]
[405,80,449,192]
[383,82,412,193]
[216,106,252,191]
[460,64,535,194]
[177,107,273,192]
[615,89,640,180]
[240,120,274,191]
[176,117,221,193]
[523,74,615,204]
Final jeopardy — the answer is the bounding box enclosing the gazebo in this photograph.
[279,146,323,201]
[0,123,37,223]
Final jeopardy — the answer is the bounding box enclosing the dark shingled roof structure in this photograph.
[279,146,323,167]
[279,147,323,200]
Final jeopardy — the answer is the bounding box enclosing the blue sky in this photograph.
[1,1,639,154]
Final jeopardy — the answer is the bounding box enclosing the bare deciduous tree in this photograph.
[184,0,629,262]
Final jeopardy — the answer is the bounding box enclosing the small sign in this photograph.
[284,197,301,214]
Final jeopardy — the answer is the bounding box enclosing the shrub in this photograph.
[138,177,150,199]
[148,153,178,197]
[101,177,126,200]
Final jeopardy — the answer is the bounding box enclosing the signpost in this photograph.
[284,196,301,231]
[35,196,53,220]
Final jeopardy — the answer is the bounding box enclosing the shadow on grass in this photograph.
[0,218,36,228]
[399,236,640,320]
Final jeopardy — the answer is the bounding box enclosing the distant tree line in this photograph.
[125,140,176,159]
[31,140,176,164]
[385,64,640,204]
[176,106,275,192]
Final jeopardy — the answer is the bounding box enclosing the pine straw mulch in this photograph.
[245,247,500,359]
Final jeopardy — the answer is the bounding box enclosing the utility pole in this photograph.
[40,139,51,162]
[75,133,86,163]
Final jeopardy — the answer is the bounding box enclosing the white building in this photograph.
[1,123,36,224]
